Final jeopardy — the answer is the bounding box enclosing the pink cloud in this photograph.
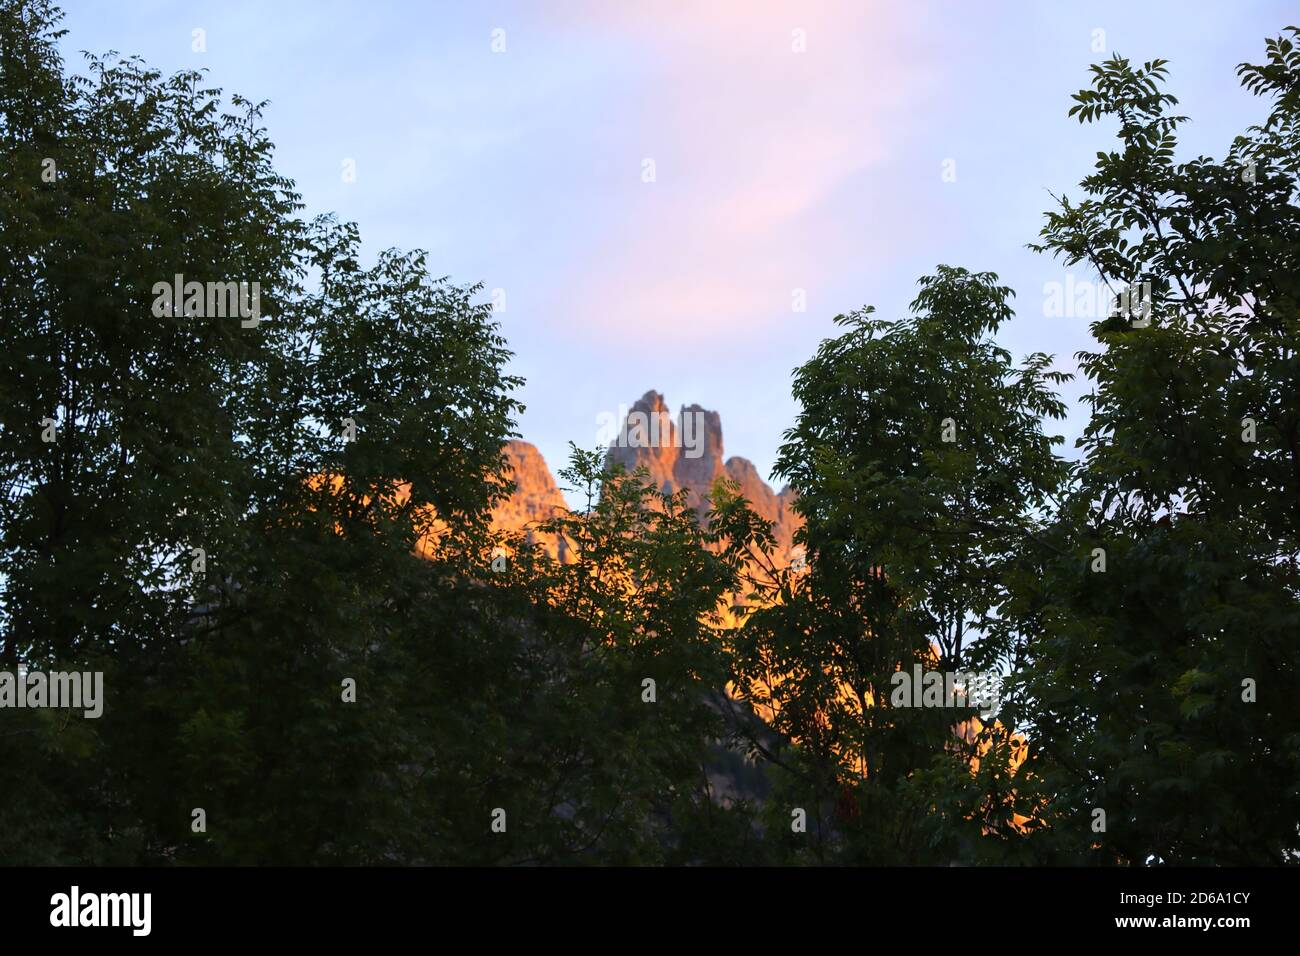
[541,1,935,342]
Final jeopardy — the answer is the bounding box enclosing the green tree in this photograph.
[445,447,765,865]
[0,0,524,863]
[1018,33,1300,863]
[0,1,773,866]
[722,266,1069,863]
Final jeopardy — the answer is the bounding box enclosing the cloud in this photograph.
[532,1,935,342]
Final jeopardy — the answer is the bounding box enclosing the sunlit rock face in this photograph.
[485,392,802,577]
[606,390,681,494]
[601,390,802,560]
[490,440,570,562]
[723,456,800,561]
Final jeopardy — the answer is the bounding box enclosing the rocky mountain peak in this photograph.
[491,439,569,561]
[488,395,800,564]
[603,392,800,556]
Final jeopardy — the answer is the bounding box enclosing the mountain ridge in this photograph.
[494,390,801,561]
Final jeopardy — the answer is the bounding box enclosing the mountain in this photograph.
[491,391,800,562]
[491,439,570,561]
[491,396,797,808]
[604,390,801,559]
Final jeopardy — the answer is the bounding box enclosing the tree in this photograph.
[723,266,1069,863]
[0,0,524,863]
[1018,32,1300,863]
[0,1,773,865]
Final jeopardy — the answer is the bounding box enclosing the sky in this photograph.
[57,0,1295,500]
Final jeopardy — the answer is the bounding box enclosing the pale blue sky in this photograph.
[58,1,1294,496]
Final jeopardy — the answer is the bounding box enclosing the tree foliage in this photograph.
[1014,33,1300,864]
[2,0,1297,867]
[1,0,752,865]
